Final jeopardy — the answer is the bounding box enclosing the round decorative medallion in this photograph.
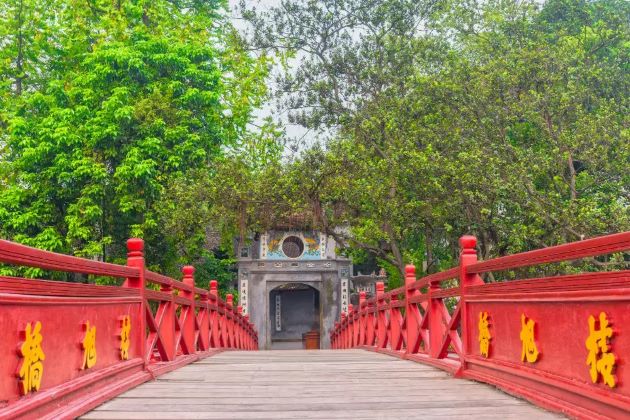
[282,236,304,258]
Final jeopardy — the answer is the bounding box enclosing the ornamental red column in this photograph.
[376,282,387,349]
[459,235,483,371]
[359,291,366,346]
[390,293,403,351]
[125,238,146,364]
[244,314,251,350]
[428,271,446,358]
[160,279,176,361]
[366,298,375,347]
[181,266,196,354]
[197,285,210,351]
[340,313,347,349]
[405,265,421,355]
[209,280,220,348]
[236,306,244,349]
[347,303,354,348]
[226,294,234,348]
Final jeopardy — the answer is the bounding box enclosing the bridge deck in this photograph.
[83,350,562,419]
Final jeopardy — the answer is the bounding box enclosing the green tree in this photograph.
[238,0,629,280]
[0,0,274,281]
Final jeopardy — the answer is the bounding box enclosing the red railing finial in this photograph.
[182,265,195,287]
[405,264,416,285]
[376,281,384,294]
[459,235,477,255]
[126,238,144,257]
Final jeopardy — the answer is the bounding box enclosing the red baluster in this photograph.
[181,266,196,355]
[244,314,251,350]
[209,280,221,349]
[459,236,482,369]
[366,298,375,347]
[390,293,403,351]
[236,306,244,349]
[359,291,366,347]
[348,304,354,348]
[197,284,210,351]
[428,271,445,358]
[376,282,387,349]
[341,313,347,349]
[160,280,176,361]
[405,265,421,355]
[226,294,234,348]
[125,238,146,364]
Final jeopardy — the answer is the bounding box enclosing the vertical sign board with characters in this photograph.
[275,295,282,331]
[240,279,248,316]
[340,278,349,315]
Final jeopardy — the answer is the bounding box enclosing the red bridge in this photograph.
[0,233,629,419]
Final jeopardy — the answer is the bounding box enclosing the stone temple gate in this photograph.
[236,229,352,349]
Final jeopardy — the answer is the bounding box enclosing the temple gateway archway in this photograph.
[269,283,320,349]
[236,229,352,349]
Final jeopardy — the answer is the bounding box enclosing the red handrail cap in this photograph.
[459,235,477,250]
[127,238,144,252]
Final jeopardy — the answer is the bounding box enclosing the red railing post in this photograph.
[428,276,446,359]
[226,294,234,348]
[244,314,251,350]
[376,282,387,349]
[459,235,483,369]
[347,304,354,348]
[125,238,146,365]
[161,280,176,361]
[390,293,403,351]
[236,306,244,349]
[359,292,366,346]
[405,265,421,355]
[197,286,210,352]
[181,266,196,355]
[366,298,375,347]
[209,280,220,348]
[339,312,348,349]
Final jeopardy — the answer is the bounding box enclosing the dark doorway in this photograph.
[269,283,320,350]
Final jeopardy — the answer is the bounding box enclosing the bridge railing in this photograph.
[0,237,258,419]
[331,232,630,419]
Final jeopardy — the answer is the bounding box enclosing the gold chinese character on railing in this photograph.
[585,312,616,388]
[18,321,45,395]
[81,321,97,369]
[120,315,131,360]
[520,314,539,363]
[478,312,491,358]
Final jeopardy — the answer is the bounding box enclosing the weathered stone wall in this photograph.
[238,260,350,349]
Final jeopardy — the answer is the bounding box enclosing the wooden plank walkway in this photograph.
[83,350,563,419]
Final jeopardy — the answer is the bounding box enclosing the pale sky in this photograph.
[228,0,319,157]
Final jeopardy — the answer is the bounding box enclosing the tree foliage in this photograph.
[0,0,275,282]
[236,0,629,279]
